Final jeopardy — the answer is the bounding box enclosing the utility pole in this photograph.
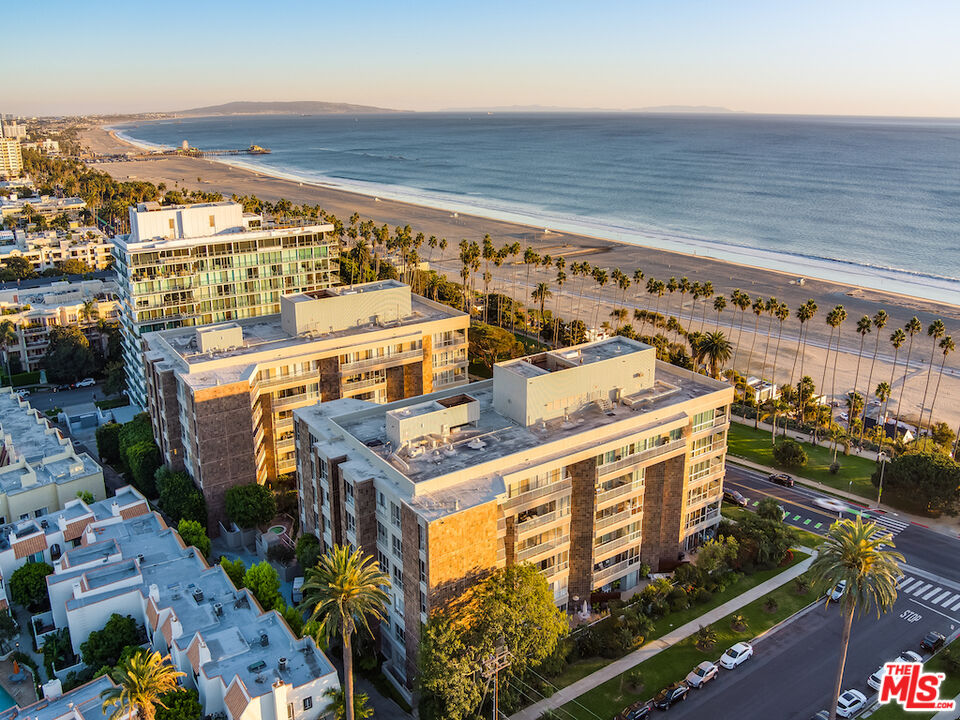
[482,642,512,720]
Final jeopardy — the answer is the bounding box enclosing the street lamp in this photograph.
[875,451,888,508]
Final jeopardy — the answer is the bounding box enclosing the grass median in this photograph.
[727,422,879,500]
[556,569,817,719]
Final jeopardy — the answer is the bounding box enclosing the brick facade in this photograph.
[567,457,598,604]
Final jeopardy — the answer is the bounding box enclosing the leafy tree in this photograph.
[117,413,155,475]
[57,259,94,276]
[757,497,785,522]
[695,536,739,574]
[220,557,246,588]
[9,562,54,611]
[279,602,304,638]
[723,512,795,570]
[811,517,903,720]
[243,561,282,611]
[100,649,185,720]
[468,322,524,374]
[127,441,161,497]
[155,689,202,720]
[177,520,210,558]
[300,545,390,720]
[155,468,206,524]
[95,422,122,466]
[224,483,276,529]
[43,325,95,383]
[81,614,141,669]
[322,687,374,720]
[0,611,18,652]
[931,422,956,450]
[104,360,127,396]
[1,256,36,280]
[295,534,322,570]
[773,438,807,468]
[873,450,960,515]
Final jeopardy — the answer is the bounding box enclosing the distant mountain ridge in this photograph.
[444,104,737,113]
[174,100,404,116]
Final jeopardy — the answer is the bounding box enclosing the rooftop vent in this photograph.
[214,602,223,616]
[259,631,269,647]
[192,588,204,603]
[40,519,48,529]
[137,554,144,564]
[278,657,287,672]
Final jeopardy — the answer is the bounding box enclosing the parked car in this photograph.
[921,631,946,653]
[56,384,71,391]
[685,661,718,688]
[75,378,96,388]
[836,689,867,718]
[652,682,689,710]
[767,472,794,487]
[719,642,754,669]
[615,700,652,720]
[868,651,923,690]
[828,580,847,602]
[723,489,748,507]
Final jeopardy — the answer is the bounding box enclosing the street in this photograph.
[663,463,960,720]
[21,385,101,412]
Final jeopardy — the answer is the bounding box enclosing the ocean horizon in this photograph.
[113,112,960,305]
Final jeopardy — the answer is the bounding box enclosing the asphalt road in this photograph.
[653,464,960,720]
[22,385,101,412]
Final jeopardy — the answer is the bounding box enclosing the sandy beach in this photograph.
[81,125,960,429]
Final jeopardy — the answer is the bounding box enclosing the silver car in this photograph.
[685,661,718,688]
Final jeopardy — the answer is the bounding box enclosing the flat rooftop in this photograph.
[0,675,116,720]
[500,336,648,378]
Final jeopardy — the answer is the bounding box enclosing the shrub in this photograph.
[80,614,141,669]
[693,587,712,604]
[731,613,748,631]
[95,422,122,466]
[127,441,160,497]
[10,562,54,611]
[695,624,718,651]
[295,534,321,570]
[667,586,689,612]
[794,576,810,595]
[763,597,779,613]
[225,484,276,529]
[178,519,211,558]
[829,461,841,475]
[625,668,644,692]
[773,438,808,468]
[10,370,41,387]
[673,562,702,588]
[243,561,281,611]
[156,468,206,525]
[220,557,245,588]
[117,413,154,475]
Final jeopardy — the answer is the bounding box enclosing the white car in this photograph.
[828,580,847,602]
[868,651,923,690]
[685,660,718,688]
[836,689,867,718]
[719,642,753,669]
[76,378,96,388]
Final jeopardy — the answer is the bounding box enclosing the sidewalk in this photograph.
[509,550,816,720]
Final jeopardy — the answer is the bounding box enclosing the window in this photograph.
[377,490,386,509]
[420,590,427,613]
[419,559,426,583]
[392,535,403,559]
[378,550,390,572]
[377,521,388,544]
[395,624,405,643]
[393,566,404,590]
[287,702,294,719]
[346,513,355,534]
[418,523,425,550]
[168,218,175,230]
[345,482,355,505]
[209,215,216,228]
[391,502,401,528]
[318,458,328,480]
[303,697,313,711]
[34,508,48,518]
[18,514,28,521]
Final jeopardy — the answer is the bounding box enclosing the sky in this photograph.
[4,0,960,117]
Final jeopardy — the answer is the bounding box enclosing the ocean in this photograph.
[113,113,960,304]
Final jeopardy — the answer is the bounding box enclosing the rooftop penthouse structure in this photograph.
[113,200,339,408]
[0,387,105,525]
[42,507,339,720]
[142,280,468,530]
[293,337,734,694]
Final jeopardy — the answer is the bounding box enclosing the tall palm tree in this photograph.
[553,267,567,346]
[857,310,889,444]
[884,328,906,434]
[874,381,892,444]
[700,331,733,378]
[918,319,946,434]
[712,295,727,333]
[323,687,374,720]
[770,301,790,386]
[760,396,790,445]
[531,282,552,337]
[633,267,645,314]
[848,316,872,434]
[481,234,496,323]
[697,281,714,331]
[894,317,922,434]
[746,297,765,381]
[816,306,844,444]
[791,300,818,403]
[729,290,750,372]
[644,278,665,335]
[574,261,592,328]
[811,517,903,720]
[100,650,185,720]
[300,545,390,720]
[926,335,955,431]
[677,276,691,328]
[591,267,609,333]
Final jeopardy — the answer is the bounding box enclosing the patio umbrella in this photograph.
[11,659,18,674]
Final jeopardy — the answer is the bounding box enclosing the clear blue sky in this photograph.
[5,0,959,117]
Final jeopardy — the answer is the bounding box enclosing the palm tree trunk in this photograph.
[894,338,915,435]
[829,599,856,720]
[760,313,774,382]
[848,337,866,434]
[882,347,900,437]
[919,343,938,435]
[344,629,355,720]
[928,354,950,431]
[859,334,882,444]
[815,328,835,445]
[772,323,785,387]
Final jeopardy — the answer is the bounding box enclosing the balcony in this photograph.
[272,392,320,410]
[595,480,644,508]
[597,438,687,476]
[516,509,568,537]
[684,508,721,534]
[594,529,642,559]
[341,375,387,392]
[517,534,569,563]
[541,560,570,579]
[434,335,467,349]
[502,477,572,512]
[257,369,321,391]
[714,413,729,427]
[691,439,726,459]
[595,508,642,532]
[339,348,423,374]
[593,556,642,587]
[689,460,724,483]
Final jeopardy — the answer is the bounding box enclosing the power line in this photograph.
[524,667,609,720]
[482,643,513,720]
[510,679,583,720]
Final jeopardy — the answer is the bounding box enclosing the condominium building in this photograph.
[0,139,22,179]
[0,387,106,524]
[0,676,131,720]
[142,280,468,530]
[0,226,113,272]
[0,277,118,373]
[113,200,339,408]
[0,194,86,220]
[293,337,733,694]
[42,504,339,719]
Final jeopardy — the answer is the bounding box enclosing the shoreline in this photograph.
[108,121,960,308]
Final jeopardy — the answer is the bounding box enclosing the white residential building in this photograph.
[0,226,113,272]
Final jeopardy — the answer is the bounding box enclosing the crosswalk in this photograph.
[741,496,911,543]
[862,512,910,548]
[897,574,960,612]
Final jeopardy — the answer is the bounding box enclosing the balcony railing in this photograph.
[257,369,321,391]
[517,534,569,562]
[339,348,423,374]
[541,560,570,579]
[595,480,644,507]
[597,438,687,476]
[684,508,721,533]
[689,460,724,483]
[691,440,726,459]
[594,529,642,557]
[272,392,321,410]
[502,477,572,511]
[595,509,642,532]
[433,335,467,349]
[593,556,642,586]
[714,414,729,427]
[516,509,568,536]
[341,376,387,392]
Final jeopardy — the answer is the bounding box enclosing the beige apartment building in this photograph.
[0,226,113,272]
[0,139,23,180]
[293,336,733,695]
[143,280,468,530]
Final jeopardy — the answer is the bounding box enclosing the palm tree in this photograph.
[814,306,843,444]
[847,316,872,434]
[531,282,552,337]
[729,290,750,372]
[322,687,374,720]
[894,317,922,434]
[811,517,903,720]
[644,278,665,334]
[0,320,18,382]
[770,301,790,386]
[874,381,892,443]
[591,267,609,333]
[712,295,727,333]
[791,300,818,402]
[80,299,100,324]
[553,266,567,346]
[698,281,715,331]
[926,335,955,431]
[858,310,889,444]
[481,234,496,323]
[760,396,790,445]
[574,261,592,328]
[700,331,733,378]
[883,328,906,435]
[746,297,765,381]
[918,320,946,434]
[828,423,849,462]
[100,649,185,720]
[299,545,390,720]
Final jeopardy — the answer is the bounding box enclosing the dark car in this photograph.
[615,700,652,720]
[723,489,748,507]
[652,682,689,710]
[921,631,945,653]
[767,472,794,487]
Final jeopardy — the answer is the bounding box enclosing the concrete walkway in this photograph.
[510,550,816,720]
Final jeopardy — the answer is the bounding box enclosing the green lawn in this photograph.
[727,422,879,500]
[557,571,817,719]
[865,640,960,720]
[547,552,808,691]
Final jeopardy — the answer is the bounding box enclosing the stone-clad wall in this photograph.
[401,505,422,689]
[567,457,598,605]
[426,500,500,610]
[640,454,686,570]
